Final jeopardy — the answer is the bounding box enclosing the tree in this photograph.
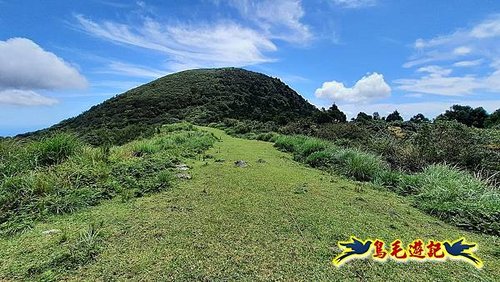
[386,110,403,122]
[373,112,381,120]
[354,112,372,123]
[327,104,347,123]
[485,108,500,128]
[313,104,347,124]
[470,107,488,128]
[436,105,489,128]
[410,113,430,123]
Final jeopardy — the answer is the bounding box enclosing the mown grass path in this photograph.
[1,127,499,281]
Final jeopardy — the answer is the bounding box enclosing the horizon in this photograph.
[1,0,500,136]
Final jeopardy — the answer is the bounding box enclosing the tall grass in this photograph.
[407,165,499,234]
[30,133,82,166]
[274,135,330,160]
[306,147,388,181]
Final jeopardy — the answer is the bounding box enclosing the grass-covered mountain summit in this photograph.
[46,68,317,143]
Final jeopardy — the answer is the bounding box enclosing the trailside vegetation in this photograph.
[0,123,217,236]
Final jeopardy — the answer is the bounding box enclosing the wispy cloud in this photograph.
[75,14,277,72]
[224,0,312,44]
[101,62,169,79]
[330,0,376,8]
[453,59,483,68]
[397,14,500,96]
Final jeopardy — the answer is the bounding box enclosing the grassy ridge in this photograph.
[0,127,498,281]
[0,123,217,236]
[274,135,500,235]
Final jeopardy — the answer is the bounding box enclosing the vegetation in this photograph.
[23,68,317,145]
[273,134,499,235]
[2,68,500,280]
[0,123,217,236]
[1,127,498,281]
[313,104,347,124]
[437,105,489,128]
[385,110,403,122]
[408,165,499,234]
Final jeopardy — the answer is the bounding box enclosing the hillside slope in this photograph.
[46,68,317,141]
[1,127,498,281]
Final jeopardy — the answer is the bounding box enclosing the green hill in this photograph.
[42,68,317,144]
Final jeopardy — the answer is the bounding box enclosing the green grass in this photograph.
[276,134,499,235]
[0,126,217,237]
[274,135,330,160]
[0,127,498,281]
[408,165,500,234]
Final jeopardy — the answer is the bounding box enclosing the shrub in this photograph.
[313,123,373,145]
[0,139,36,180]
[295,138,331,160]
[305,148,338,167]
[255,132,279,142]
[132,140,159,156]
[413,121,483,168]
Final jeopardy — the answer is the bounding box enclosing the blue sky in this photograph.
[1,0,500,136]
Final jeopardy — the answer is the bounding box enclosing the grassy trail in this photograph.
[1,127,499,281]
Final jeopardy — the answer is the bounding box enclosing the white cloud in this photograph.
[330,0,376,8]
[470,16,500,38]
[398,14,500,96]
[394,75,481,96]
[0,38,87,90]
[406,15,500,67]
[225,0,312,44]
[453,46,472,55]
[0,38,87,106]
[453,59,483,67]
[75,15,277,72]
[315,72,391,103]
[0,89,58,106]
[416,65,452,77]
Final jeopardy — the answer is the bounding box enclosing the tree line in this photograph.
[314,104,500,128]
